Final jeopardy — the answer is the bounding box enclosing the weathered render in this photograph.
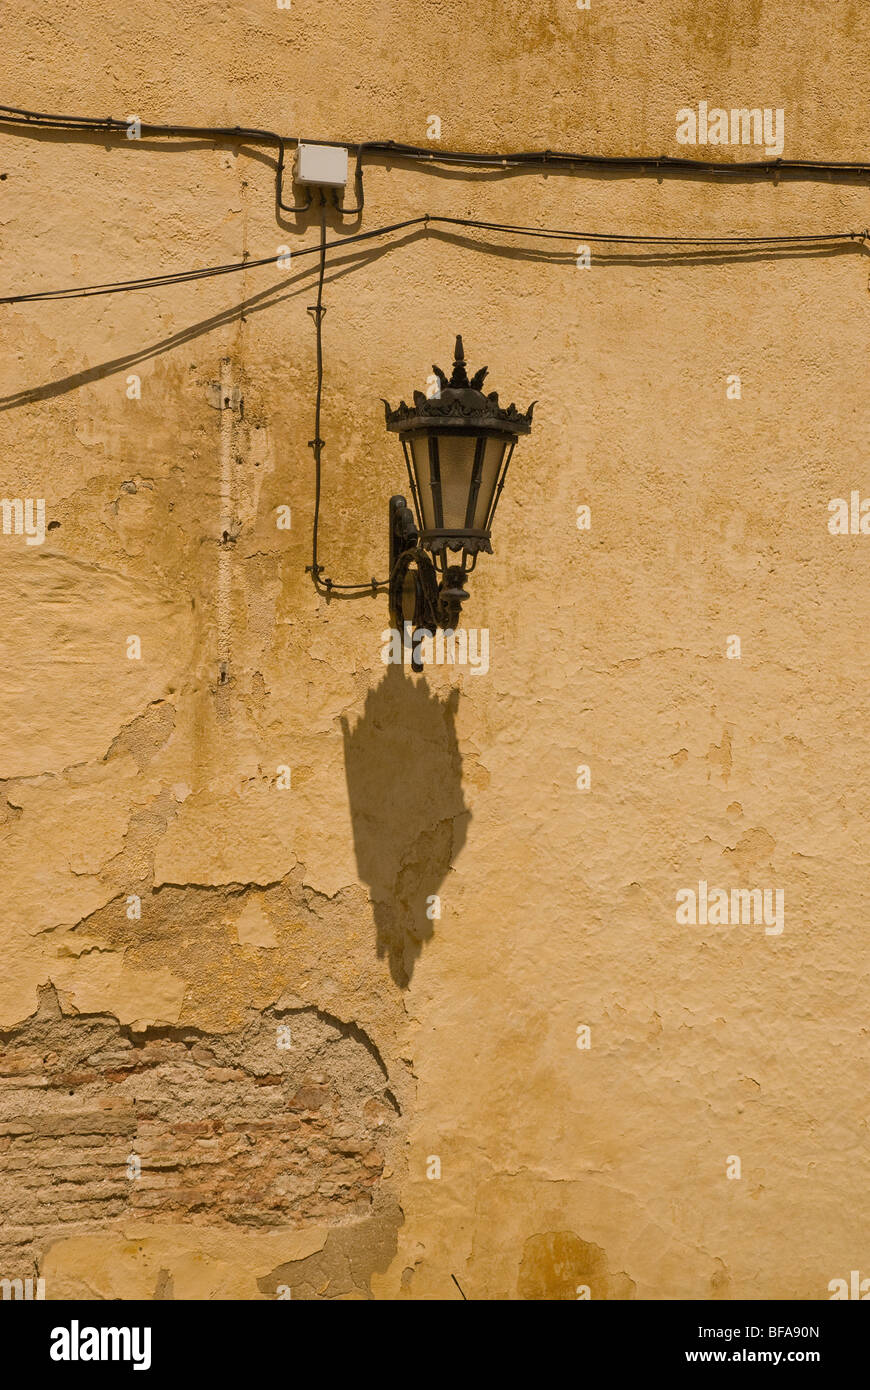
[0,1,868,1299]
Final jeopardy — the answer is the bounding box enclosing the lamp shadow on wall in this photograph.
[340,663,469,988]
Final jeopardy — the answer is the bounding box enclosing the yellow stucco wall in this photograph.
[0,0,868,1299]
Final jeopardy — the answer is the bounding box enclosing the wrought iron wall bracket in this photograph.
[388,495,470,670]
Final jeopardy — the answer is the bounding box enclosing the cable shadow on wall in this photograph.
[340,662,469,988]
[2,227,863,412]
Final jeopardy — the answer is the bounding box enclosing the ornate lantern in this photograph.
[383,335,534,650]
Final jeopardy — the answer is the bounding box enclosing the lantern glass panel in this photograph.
[472,436,509,530]
[433,434,478,531]
[408,430,513,537]
[409,437,434,528]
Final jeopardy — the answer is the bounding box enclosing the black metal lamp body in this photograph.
[384,336,533,662]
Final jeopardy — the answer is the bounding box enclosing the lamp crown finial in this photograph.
[450,334,470,388]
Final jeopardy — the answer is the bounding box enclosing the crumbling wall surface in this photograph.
[1,0,869,1299]
[0,986,400,1294]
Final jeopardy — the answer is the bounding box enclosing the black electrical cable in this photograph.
[299,213,866,601]
[0,216,430,303]
[329,142,870,216]
[362,143,870,172]
[4,102,870,223]
[2,215,864,305]
[3,102,867,601]
[430,213,867,247]
[5,104,869,178]
[1,191,865,600]
[305,195,388,597]
[0,102,311,213]
[332,141,870,216]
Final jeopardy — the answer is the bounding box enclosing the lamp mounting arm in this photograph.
[388,496,470,665]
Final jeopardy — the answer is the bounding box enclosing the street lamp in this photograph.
[384,335,534,653]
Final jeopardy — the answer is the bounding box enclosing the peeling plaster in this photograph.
[1,0,869,1301]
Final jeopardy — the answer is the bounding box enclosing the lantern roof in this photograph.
[384,335,535,435]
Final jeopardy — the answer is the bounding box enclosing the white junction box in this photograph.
[294,142,349,188]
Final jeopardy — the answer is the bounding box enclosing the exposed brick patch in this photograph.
[0,986,399,1272]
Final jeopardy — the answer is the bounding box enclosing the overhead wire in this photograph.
[3,102,868,598]
[1,215,865,305]
[330,140,870,216]
[0,216,428,303]
[3,101,870,223]
[0,101,311,213]
[305,196,388,597]
[2,215,866,599]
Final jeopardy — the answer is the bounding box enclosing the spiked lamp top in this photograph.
[384,335,535,435]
